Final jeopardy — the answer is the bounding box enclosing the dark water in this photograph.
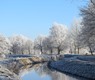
[4,61,90,80]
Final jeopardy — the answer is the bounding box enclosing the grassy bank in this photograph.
[48,55,95,79]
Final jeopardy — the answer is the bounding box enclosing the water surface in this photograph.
[3,60,90,80]
[18,63,88,80]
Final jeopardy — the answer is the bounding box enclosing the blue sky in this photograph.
[0,0,88,39]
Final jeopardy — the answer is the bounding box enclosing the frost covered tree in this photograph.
[49,23,68,55]
[81,0,95,55]
[25,39,34,54]
[34,35,46,54]
[0,35,11,54]
[43,37,53,54]
[69,19,82,54]
[9,35,29,54]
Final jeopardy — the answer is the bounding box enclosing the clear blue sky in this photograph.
[0,0,88,39]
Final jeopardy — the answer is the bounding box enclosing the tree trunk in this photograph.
[77,47,80,54]
[89,46,93,55]
[58,47,60,55]
[22,50,24,54]
[50,49,53,54]
[40,48,43,54]
[74,45,77,54]
[29,49,31,55]
[69,46,72,54]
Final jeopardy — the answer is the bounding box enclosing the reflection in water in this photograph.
[5,61,89,80]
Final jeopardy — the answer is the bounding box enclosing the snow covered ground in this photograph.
[48,54,95,79]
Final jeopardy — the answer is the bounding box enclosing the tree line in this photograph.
[0,0,95,55]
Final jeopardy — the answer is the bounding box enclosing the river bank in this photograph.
[48,54,95,80]
[0,54,49,80]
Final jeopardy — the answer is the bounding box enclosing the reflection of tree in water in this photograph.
[32,63,78,80]
[4,61,89,80]
[50,71,77,80]
[48,69,90,80]
[34,63,50,76]
[6,62,51,77]
[4,61,49,76]
[34,63,89,80]
[0,65,21,80]
[33,63,90,80]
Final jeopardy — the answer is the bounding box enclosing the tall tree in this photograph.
[69,19,82,54]
[81,0,95,55]
[49,22,68,55]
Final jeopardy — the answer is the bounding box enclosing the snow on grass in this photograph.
[48,54,95,79]
[0,65,21,80]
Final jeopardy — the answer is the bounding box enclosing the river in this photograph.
[0,57,89,80]
[21,63,78,80]
[4,61,89,80]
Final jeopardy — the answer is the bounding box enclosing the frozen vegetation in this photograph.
[0,64,21,80]
[48,54,95,79]
[0,54,50,80]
